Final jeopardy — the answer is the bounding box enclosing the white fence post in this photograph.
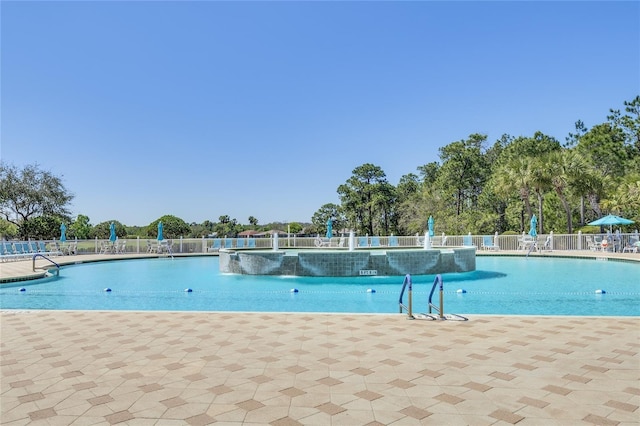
[577,231,582,251]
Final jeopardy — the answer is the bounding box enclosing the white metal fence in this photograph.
[66,231,640,255]
[5,231,639,260]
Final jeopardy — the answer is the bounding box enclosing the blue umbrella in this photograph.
[326,219,333,239]
[529,215,537,238]
[157,221,164,241]
[588,214,635,235]
[60,223,67,242]
[109,222,117,242]
[427,216,435,237]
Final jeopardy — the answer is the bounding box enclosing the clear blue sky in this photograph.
[2,1,638,227]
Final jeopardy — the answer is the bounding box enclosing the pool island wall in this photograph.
[219,247,476,276]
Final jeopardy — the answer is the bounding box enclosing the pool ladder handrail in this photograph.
[32,253,60,276]
[427,274,445,319]
[399,274,467,321]
[398,274,414,319]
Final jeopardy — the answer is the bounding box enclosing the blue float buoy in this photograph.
[19,287,26,292]
[595,289,606,294]
[290,288,299,293]
[456,289,467,294]
[184,288,193,292]
[104,288,112,292]
[366,288,376,293]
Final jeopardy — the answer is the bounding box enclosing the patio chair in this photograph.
[116,240,126,254]
[358,236,369,247]
[585,235,601,251]
[101,241,115,255]
[163,239,173,255]
[518,235,535,251]
[370,236,381,247]
[388,235,399,247]
[482,236,499,251]
[247,238,256,248]
[65,241,78,255]
[462,234,474,247]
[622,236,639,253]
[314,236,331,247]
[236,238,245,249]
[538,235,552,252]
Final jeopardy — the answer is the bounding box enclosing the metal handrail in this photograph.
[32,253,60,276]
[427,274,444,319]
[398,274,414,319]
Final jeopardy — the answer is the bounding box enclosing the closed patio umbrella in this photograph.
[326,219,333,239]
[427,216,435,237]
[157,221,164,241]
[109,222,117,242]
[529,215,537,238]
[60,223,67,242]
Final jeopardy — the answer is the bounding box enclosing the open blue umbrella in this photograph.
[157,221,164,241]
[588,214,634,233]
[109,222,117,242]
[427,216,435,237]
[60,223,67,242]
[529,215,537,238]
[326,219,333,239]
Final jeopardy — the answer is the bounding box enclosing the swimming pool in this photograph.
[1,256,638,316]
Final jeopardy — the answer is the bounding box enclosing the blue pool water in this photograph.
[0,256,638,316]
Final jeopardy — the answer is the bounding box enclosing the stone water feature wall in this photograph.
[219,247,476,277]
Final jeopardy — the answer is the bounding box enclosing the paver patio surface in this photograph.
[1,310,638,425]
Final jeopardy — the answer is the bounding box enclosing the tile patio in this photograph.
[1,310,638,425]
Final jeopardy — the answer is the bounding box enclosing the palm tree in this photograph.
[494,157,535,231]
[546,150,588,233]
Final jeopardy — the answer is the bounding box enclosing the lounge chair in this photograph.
[482,236,499,251]
[462,234,474,247]
[370,236,380,247]
[208,239,222,252]
[388,235,399,247]
[224,239,233,249]
[358,236,369,247]
[236,238,245,249]
[1,242,21,261]
[247,238,256,248]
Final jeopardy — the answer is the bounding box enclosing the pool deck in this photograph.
[1,251,639,425]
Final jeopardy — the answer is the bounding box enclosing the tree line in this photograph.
[311,96,640,236]
[2,96,638,239]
